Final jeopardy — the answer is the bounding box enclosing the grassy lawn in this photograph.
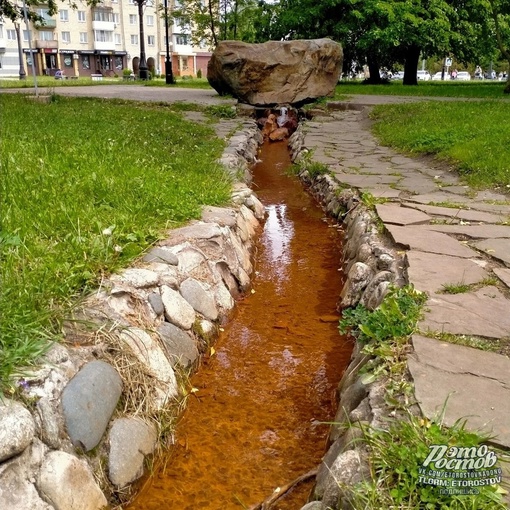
[335,80,510,99]
[0,94,230,392]
[0,76,213,89]
[369,100,510,189]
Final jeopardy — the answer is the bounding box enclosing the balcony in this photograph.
[92,21,115,31]
[94,41,116,52]
[34,39,58,49]
[34,18,56,29]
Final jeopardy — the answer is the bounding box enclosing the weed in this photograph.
[204,104,237,119]
[441,282,472,294]
[424,332,503,353]
[293,151,331,178]
[348,412,508,510]
[339,285,427,346]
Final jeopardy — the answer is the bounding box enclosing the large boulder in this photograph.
[207,39,343,106]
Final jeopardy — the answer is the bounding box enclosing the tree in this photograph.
[174,0,263,48]
[486,0,510,92]
[0,0,99,23]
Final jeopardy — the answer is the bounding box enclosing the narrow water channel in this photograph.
[128,141,352,510]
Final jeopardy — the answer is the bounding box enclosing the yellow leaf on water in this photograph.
[210,347,216,356]
[190,387,199,394]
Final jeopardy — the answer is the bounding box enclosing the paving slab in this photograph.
[473,238,510,267]
[375,204,431,225]
[494,268,510,288]
[406,251,488,294]
[405,203,506,224]
[385,224,477,258]
[405,192,472,206]
[408,335,510,449]
[415,224,510,239]
[420,287,510,339]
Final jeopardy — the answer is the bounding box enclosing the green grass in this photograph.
[0,76,214,89]
[335,80,510,99]
[0,94,231,392]
[369,100,510,189]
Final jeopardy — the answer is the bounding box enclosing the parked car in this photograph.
[54,70,65,80]
[455,71,471,81]
[391,71,405,80]
[432,72,450,81]
[417,70,431,81]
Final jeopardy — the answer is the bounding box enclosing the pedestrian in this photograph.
[475,65,482,79]
[451,69,458,80]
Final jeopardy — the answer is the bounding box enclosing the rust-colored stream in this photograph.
[128,141,352,510]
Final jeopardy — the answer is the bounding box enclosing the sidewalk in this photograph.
[301,102,510,458]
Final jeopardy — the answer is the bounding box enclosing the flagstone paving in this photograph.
[301,103,510,462]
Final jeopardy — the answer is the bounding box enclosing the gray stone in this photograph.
[148,292,164,316]
[406,251,488,294]
[207,39,343,106]
[157,322,199,368]
[180,278,219,321]
[339,262,374,307]
[161,223,223,247]
[111,268,159,288]
[420,287,510,339]
[108,417,157,487]
[61,360,122,451]
[161,285,196,330]
[473,238,510,267]
[0,439,51,510]
[0,399,36,462]
[142,246,179,265]
[37,450,107,510]
[409,335,510,449]
[385,224,476,258]
[176,246,208,274]
[375,203,431,225]
[201,205,237,227]
[300,502,325,510]
[34,397,62,449]
[360,270,394,309]
[120,328,179,390]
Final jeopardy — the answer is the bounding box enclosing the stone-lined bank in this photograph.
[288,125,412,510]
[0,120,264,510]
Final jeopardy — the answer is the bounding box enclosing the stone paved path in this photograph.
[302,103,510,460]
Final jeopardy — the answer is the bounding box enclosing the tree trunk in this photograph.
[402,44,421,86]
[505,60,510,94]
[365,56,382,84]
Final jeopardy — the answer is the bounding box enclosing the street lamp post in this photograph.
[163,0,174,84]
[137,0,148,80]
[14,22,26,80]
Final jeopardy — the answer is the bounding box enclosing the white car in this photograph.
[417,70,431,81]
[431,72,450,81]
[455,71,471,81]
[391,71,405,80]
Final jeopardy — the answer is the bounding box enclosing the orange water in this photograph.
[128,141,352,510]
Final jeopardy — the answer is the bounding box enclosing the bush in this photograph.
[197,69,202,79]
[122,68,132,76]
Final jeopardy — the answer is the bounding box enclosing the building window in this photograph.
[130,34,138,45]
[82,55,90,69]
[176,34,189,45]
[93,9,113,22]
[129,14,137,25]
[63,55,73,67]
[179,55,188,71]
[80,32,88,43]
[7,29,17,40]
[39,30,54,41]
[147,15,154,26]
[128,0,135,4]
[23,30,32,41]
[94,30,113,43]
[115,56,123,70]
[114,33,121,45]
[60,10,69,22]
[78,11,86,22]
[147,35,155,46]
[36,9,53,24]
[61,31,71,43]
[113,13,120,24]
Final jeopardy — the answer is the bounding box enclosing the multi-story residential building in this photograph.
[0,0,211,79]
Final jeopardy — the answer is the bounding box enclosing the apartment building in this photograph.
[0,0,211,79]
